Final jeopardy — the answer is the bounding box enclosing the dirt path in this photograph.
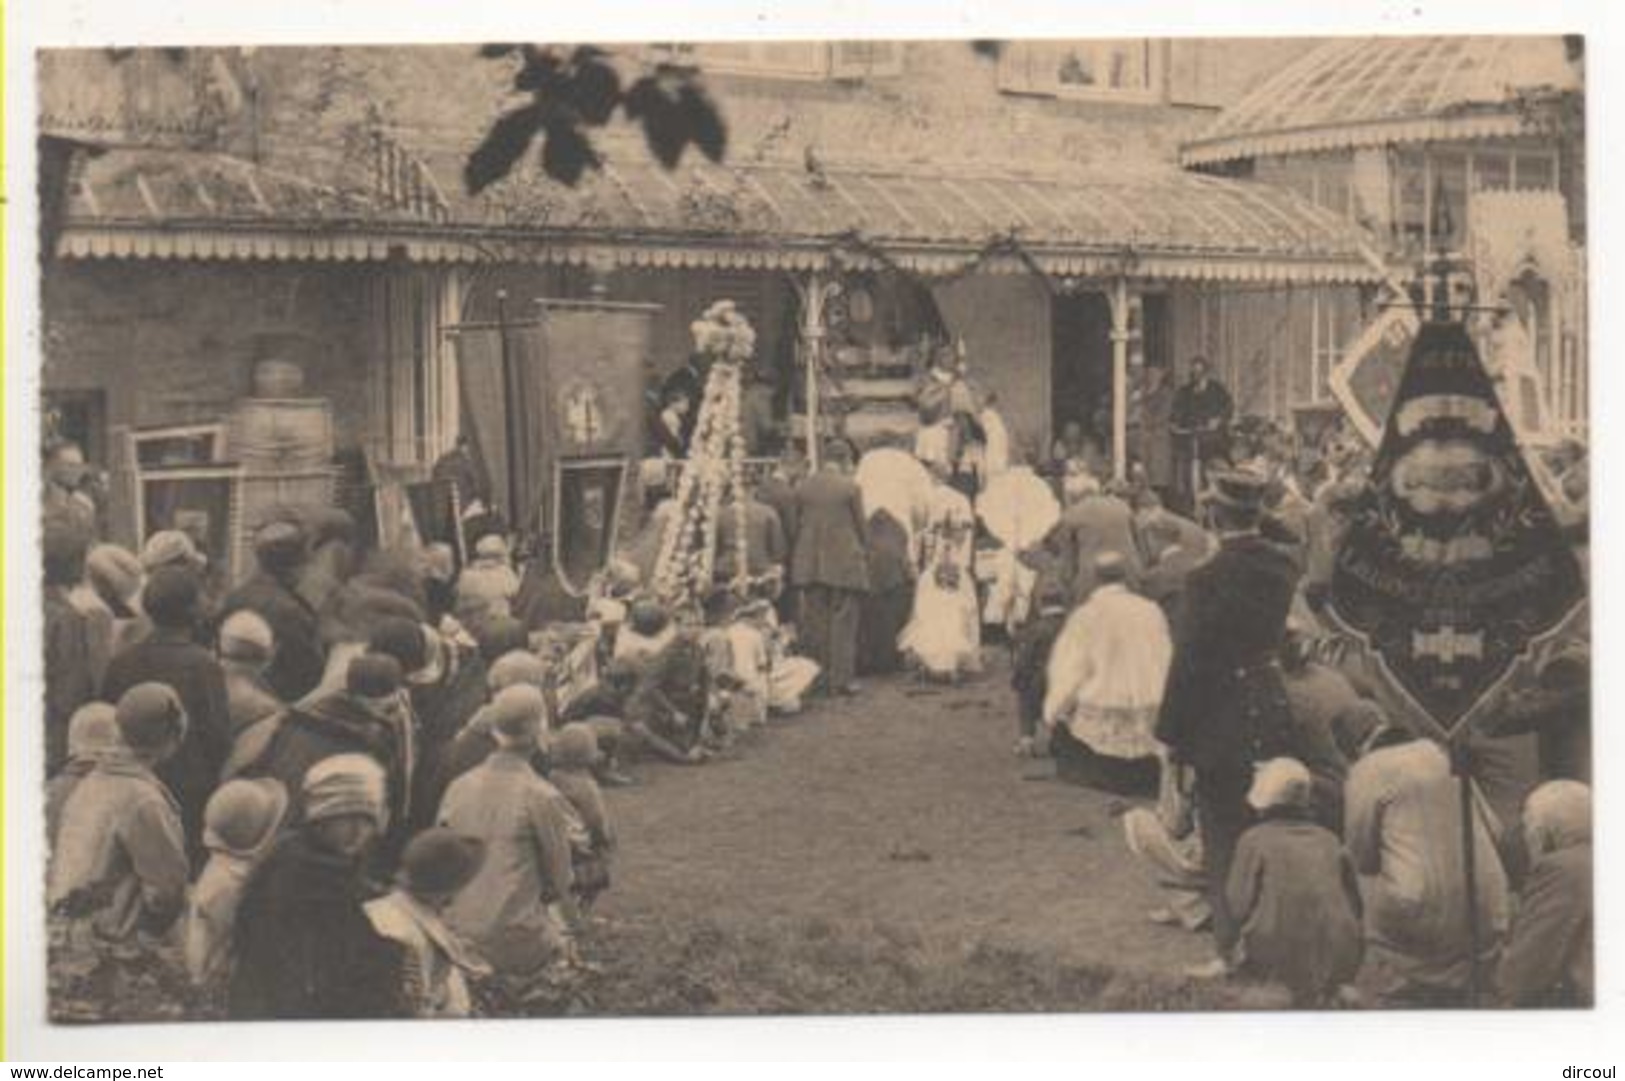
[597,656,1212,982]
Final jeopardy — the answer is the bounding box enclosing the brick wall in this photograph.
[226,40,1313,194]
[43,260,373,435]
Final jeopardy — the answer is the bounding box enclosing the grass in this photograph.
[541,914,1271,1017]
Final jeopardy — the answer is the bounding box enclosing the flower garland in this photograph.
[652,301,759,608]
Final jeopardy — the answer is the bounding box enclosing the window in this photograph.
[830,41,904,79]
[1472,153,1511,192]
[371,268,462,467]
[1310,292,1357,405]
[1515,153,1556,191]
[998,40,1163,102]
[1167,41,1224,107]
[647,41,900,80]
[1432,152,1468,249]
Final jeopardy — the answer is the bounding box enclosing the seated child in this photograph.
[621,635,713,765]
[1226,757,1363,1007]
[615,598,678,665]
[365,827,492,1019]
[185,778,290,992]
[736,597,818,715]
[548,724,617,909]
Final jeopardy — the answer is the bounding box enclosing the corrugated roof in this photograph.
[1182,36,1578,167]
[60,144,446,228]
[59,146,1380,284]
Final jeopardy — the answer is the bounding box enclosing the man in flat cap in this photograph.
[220,518,325,703]
[1155,466,1303,979]
[103,566,231,857]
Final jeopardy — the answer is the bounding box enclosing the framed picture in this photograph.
[550,455,630,596]
[128,422,226,469]
[134,464,245,584]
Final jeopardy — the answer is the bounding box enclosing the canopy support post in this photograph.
[1109,275,1132,482]
[795,268,839,472]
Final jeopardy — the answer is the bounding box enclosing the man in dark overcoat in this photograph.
[790,440,870,696]
[1154,467,1302,977]
[220,519,327,703]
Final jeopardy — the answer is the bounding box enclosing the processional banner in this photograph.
[452,299,656,589]
[1326,318,1583,738]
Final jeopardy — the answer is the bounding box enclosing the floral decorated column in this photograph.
[651,300,757,608]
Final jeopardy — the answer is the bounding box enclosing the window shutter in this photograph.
[831,41,903,79]
[997,42,1054,96]
[1167,41,1223,107]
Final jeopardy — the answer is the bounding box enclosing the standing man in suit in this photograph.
[791,441,870,696]
[1170,356,1235,513]
[1154,467,1302,980]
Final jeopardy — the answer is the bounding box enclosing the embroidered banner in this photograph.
[1327,319,1583,737]
[452,300,656,543]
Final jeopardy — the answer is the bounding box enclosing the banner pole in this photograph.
[495,289,523,536]
[1451,734,1482,1007]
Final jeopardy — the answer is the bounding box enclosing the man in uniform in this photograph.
[1154,467,1302,979]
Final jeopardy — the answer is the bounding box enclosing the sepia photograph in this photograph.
[21,15,1600,1047]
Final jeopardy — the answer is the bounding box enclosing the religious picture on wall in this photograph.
[135,464,243,582]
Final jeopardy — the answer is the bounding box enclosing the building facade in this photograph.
[1181,35,1587,442]
[42,39,1382,554]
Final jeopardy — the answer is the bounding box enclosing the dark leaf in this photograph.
[160,48,189,66]
[479,43,520,59]
[571,44,610,63]
[970,40,1005,60]
[621,75,663,122]
[643,101,691,169]
[540,121,602,186]
[680,84,727,163]
[568,58,623,126]
[465,103,547,195]
[515,47,566,93]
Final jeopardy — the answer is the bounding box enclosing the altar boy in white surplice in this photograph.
[899,462,982,681]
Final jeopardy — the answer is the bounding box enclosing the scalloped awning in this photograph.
[1182,35,1578,168]
[58,146,1382,285]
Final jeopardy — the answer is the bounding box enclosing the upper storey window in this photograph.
[998,40,1163,103]
[646,42,903,80]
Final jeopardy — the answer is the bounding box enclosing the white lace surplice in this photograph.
[899,485,981,676]
[1043,585,1172,759]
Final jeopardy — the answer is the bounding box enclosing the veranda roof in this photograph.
[1181,35,1578,168]
[59,145,1381,284]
